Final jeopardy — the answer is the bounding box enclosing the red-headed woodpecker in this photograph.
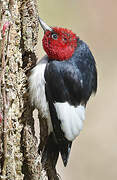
[29,18,97,167]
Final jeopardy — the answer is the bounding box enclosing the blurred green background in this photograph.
[38,0,117,179]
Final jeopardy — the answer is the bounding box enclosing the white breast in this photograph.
[54,102,85,141]
[29,56,53,133]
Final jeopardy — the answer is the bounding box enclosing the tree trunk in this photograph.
[0,0,59,179]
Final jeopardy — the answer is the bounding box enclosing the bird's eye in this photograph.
[52,33,58,40]
[63,37,67,42]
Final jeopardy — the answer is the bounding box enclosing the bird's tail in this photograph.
[41,132,72,168]
[41,133,59,168]
[42,133,72,168]
[59,141,72,167]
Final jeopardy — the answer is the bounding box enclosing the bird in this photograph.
[29,17,97,168]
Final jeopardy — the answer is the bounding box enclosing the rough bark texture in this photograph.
[0,0,54,179]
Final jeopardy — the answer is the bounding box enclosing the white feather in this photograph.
[54,102,85,141]
[29,55,53,133]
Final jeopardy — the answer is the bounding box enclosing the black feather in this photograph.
[44,39,97,166]
[45,40,97,105]
[45,85,72,166]
[41,133,59,168]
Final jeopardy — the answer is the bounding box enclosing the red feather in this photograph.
[42,27,78,61]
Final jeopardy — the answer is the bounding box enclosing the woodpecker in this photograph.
[29,18,97,167]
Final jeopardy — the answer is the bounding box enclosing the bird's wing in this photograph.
[45,60,84,104]
[44,60,86,166]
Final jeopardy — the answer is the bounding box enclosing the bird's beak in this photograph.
[38,17,53,32]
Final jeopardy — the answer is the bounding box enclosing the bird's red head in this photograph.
[42,27,78,61]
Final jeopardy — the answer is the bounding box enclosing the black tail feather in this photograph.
[41,132,72,168]
[60,141,72,167]
[41,133,59,168]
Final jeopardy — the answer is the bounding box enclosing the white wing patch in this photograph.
[54,102,85,141]
[29,56,53,133]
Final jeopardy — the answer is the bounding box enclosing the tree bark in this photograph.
[0,0,59,179]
